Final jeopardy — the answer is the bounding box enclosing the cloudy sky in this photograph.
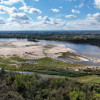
[0,0,100,30]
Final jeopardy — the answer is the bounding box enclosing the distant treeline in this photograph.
[0,31,100,46]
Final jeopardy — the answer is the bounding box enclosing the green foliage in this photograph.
[0,57,99,78]
[0,70,100,100]
[0,31,100,47]
[69,91,78,100]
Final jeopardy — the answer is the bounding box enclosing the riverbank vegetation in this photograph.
[0,57,100,77]
[59,51,81,61]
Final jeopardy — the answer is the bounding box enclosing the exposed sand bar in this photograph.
[0,41,74,59]
[0,41,94,62]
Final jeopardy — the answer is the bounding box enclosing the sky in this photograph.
[0,0,100,30]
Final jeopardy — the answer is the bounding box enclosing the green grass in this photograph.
[87,77,100,84]
[59,51,81,61]
[76,75,100,84]
[0,57,99,78]
[0,57,88,77]
[33,57,82,69]
[32,68,91,77]
[0,63,17,70]
[0,57,26,64]
[0,57,81,70]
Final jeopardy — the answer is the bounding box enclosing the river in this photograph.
[38,40,100,66]
[0,38,100,66]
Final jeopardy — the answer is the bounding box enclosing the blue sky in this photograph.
[0,0,100,30]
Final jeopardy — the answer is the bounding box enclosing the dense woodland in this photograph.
[0,31,100,46]
[0,69,100,100]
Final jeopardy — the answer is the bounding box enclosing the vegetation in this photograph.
[0,31,100,99]
[0,31,100,46]
[0,57,100,77]
[74,75,100,83]
[59,51,81,61]
[0,70,100,100]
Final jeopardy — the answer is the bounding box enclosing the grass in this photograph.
[32,68,91,77]
[59,51,81,61]
[0,57,88,77]
[0,57,81,70]
[76,75,100,84]
[0,57,26,64]
[34,57,82,68]
[87,77,100,84]
[0,57,99,78]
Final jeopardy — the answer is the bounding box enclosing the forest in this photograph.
[0,31,100,47]
[0,69,100,100]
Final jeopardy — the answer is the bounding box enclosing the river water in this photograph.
[38,40,100,66]
[0,38,100,66]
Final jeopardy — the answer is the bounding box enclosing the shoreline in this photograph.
[0,41,100,66]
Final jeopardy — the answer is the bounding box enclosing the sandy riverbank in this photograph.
[0,41,74,59]
[0,41,98,63]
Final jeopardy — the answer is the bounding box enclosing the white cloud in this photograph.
[0,17,5,24]
[37,16,50,22]
[75,3,84,8]
[0,5,18,14]
[56,18,62,21]
[34,13,100,30]
[59,6,62,9]
[66,13,100,30]
[34,0,39,1]
[0,0,24,5]
[51,8,60,13]
[29,8,42,14]
[37,16,42,20]
[9,7,18,13]
[87,13,100,22]
[8,13,30,24]
[65,15,77,18]
[72,9,80,14]
[19,5,29,12]
[19,5,42,14]
[37,16,58,25]
[79,3,84,8]
[0,5,6,14]
[43,16,50,21]
[94,0,100,7]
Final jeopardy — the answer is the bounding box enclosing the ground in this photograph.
[0,41,100,83]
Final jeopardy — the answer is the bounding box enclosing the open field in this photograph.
[76,75,100,84]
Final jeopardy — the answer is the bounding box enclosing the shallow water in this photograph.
[38,40,100,59]
[0,38,100,66]
[38,40,100,66]
[10,60,38,64]
[0,38,27,42]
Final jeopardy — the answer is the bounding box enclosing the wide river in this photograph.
[0,38,100,66]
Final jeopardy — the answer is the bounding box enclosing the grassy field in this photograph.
[0,57,90,77]
[0,56,81,70]
[0,57,100,78]
[74,75,100,84]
